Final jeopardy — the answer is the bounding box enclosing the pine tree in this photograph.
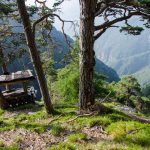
[79,0,150,111]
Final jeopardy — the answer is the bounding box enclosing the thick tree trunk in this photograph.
[79,0,97,110]
[17,0,53,114]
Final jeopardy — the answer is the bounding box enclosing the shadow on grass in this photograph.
[6,103,43,113]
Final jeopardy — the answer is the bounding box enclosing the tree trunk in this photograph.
[2,63,9,75]
[17,0,53,114]
[0,91,6,109]
[79,0,97,110]
[0,46,9,75]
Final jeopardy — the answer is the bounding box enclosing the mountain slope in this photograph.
[133,65,150,87]
[95,58,119,82]
[95,18,150,86]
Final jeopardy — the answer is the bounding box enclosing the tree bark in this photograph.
[17,0,53,114]
[0,46,9,75]
[79,0,97,110]
[0,91,7,109]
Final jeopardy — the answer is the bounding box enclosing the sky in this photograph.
[26,0,80,37]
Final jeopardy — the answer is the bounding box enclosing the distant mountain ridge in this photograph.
[95,58,119,82]
[133,65,150,87]
[95,18,150,87]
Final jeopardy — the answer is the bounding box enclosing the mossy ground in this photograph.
[0,102,150,150]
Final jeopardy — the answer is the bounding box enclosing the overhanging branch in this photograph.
[95,11,150,31]
[32,13,75,49]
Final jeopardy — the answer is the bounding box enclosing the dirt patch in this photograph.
[0,128,63,150]
[82,126,111,141]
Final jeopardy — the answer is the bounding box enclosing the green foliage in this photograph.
[110,76,150,112]
[112,76,143,107]
[0,1,28,66]
[45,40,79,103]
[93,72,110,98]
[140,0,150,5]
[127,96,150,112]
[45,40,109,103]
[0,1,14,15]
[0,1,55,68]
[141,96,150,112]
[120,26,144,35]
[28,5,38,16]
[142,83,150,96]
[42,56,57,86]
[52,61,79,102]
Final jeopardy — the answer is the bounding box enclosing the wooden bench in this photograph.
[0,70,35,109]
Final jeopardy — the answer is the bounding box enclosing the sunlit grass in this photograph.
[0,103,150,149]
[67,133,87,142]
[106,121,150,148]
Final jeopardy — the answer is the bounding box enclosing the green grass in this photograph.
[77,140,145,150]
[0,109,4,115]
[0,118,15,132]
[0,141,5,147]
[0,103,150,150]
[106,121,150,148]
[47,142,76,150]
[0,142,19,150]
[50,124,65,136]
[67,133,87,142]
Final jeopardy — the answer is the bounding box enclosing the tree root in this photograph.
[64,112,97,124]
[126,127,145,135]
[48,114,64,124]
[123,112,150,124]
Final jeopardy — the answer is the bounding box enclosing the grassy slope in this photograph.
[0,103,150,150]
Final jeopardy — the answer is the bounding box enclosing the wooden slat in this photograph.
[0,70,34,84]
[0,75,6,81]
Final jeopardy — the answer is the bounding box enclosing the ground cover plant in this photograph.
[0,102,150,150]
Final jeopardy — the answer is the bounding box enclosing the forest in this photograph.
[0,0,150,149]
